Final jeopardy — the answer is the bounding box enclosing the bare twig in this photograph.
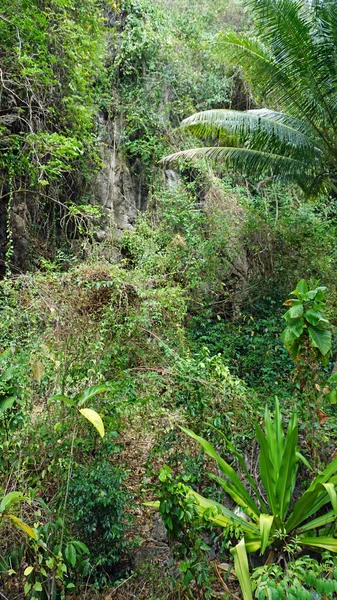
[110,573,136,597]
[214,563,242,600]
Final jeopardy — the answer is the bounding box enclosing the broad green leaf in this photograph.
[264,402,283,473]
[79,408,104,437]
[286,486,331,532]
[256,423,279,515]
[180,426,260,517]
[295,280,308,296]
[24,566,34,576]
[207,473,259,521]
[49,394,76,407]
[231,539,253,600]
[308,459,337,493]
[276,424,299,520]
[186,489,260,535]
[8,515,37,539]
[286,337,301,361]
[64,543,76,567]
[300,537,337,552]
[33,582,43,592]
[288,304,304,318]
[323,483,337,512]
[304,309,322,326]
[286,459,337,532]
[205,423,267,508]
[297,510,336,533]
[259,514,274,554]
[328,389,337,404]
[285,317,305,338]
[0,396,16,412]
[76,384,109,407]
[329,373,337,384]
[281,328,297,344]
[24,582,31,595]
[308,326,331,355]
[71,540,89,554]
[0,492,28,513]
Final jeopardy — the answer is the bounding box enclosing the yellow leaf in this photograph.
[8,515,37,539]
[24,566,34,576]
[79,408,104,438]
[31,358,44,383]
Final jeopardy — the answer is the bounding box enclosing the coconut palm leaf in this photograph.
[180,109,319,154]
[166,0,337,193]
[163,146,322,190]
[220,1,337,132]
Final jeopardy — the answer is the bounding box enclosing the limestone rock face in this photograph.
[91,115,147,235]
[11,202,31,270]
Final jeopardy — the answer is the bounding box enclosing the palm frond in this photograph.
[243,0,337,131]
[218,29,337,144]
[162,145,333,195]
[163,146,308,175]
[165,0,337,194]
[247,109,315,137]
[180,109,319,154]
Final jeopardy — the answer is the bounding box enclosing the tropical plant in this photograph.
[49,384,108,438]
[231,539,337,600]
[282,279,332,362]
[68,459,132,584]
[282,279,333,445]
[164,0,337,195]
[0,492,36,540]
[158,401,337,561]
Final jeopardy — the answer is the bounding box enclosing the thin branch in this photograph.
[0,188,70,212]
[214,563,241,600]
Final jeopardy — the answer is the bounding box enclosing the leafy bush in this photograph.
[68,459,132,583]
[154,465,215,598]
[252,555,337,600]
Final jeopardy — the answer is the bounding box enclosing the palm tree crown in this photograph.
[165,0,337,195]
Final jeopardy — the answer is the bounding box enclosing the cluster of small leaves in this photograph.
[155,465,215,596]
[21,516,90,600]
[252,555,337,600]
[68,459,132,583]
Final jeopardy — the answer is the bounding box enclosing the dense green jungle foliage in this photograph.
[2,0,337,599]
[0,0,106,271]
